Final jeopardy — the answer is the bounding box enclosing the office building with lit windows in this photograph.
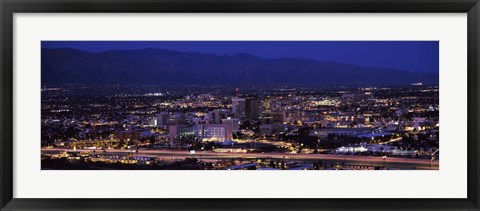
[168,125,195,141]
[196,124,233,142]
[232,98,246,119]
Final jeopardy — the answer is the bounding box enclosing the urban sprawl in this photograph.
[41,84,439,170]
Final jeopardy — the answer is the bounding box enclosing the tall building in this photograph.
[232,98,246,119]
[196,124,233,142]
[245,97,259,120]
[205,109,229,124]
[222,117,241,132]
[263,96,271,114]
[168,125,195,141]
[154,112,170,127]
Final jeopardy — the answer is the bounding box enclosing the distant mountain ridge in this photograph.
[41,48,438,86]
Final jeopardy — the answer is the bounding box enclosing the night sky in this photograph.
[42,41,439,74]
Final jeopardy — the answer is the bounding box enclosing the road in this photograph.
[41,148,439,169]
[379,137,403,145]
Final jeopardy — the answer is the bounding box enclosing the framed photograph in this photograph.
[1,0,479,210]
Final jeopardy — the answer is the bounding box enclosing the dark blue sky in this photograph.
[42,41,439,73]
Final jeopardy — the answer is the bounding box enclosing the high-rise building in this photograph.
[205,109,230,124]
[245,97,259,120]
[232,98,246,119]
[196,124,233,142]
[154,112,170,127]
[263,96,271,114]
[222,117,241,132]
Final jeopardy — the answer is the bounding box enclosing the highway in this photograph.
[379,137,403,145]
[41,148,439,169]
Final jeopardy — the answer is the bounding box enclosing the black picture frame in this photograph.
[1,0,479,210]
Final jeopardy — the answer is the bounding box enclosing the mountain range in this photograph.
[41,48,438,86]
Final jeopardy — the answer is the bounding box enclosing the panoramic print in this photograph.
[41,41,439,170]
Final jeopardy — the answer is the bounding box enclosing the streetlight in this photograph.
[317,138,320,151]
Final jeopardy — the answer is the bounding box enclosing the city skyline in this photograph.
[41,41,439,170]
